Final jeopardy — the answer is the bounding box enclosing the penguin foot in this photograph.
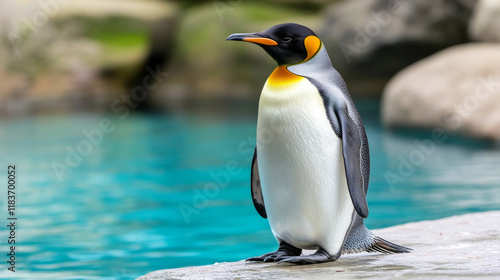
[278,248,335,265]
[246,241,301,262]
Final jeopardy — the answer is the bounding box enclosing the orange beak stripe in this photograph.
[242,37,278,46]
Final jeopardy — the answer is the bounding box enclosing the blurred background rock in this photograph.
[0,0,499,139]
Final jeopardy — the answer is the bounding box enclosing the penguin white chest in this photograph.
[257,75,354,254]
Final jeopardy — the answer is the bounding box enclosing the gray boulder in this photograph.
[382,43,500,140]
[469,0,500,42]
[319,0,477,96]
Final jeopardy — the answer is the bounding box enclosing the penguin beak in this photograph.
[226,33,278,46]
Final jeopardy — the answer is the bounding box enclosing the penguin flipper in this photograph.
[251,148,267,218]
[336,106,369,218]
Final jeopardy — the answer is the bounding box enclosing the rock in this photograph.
[56,0,176,21]
[261,0,339,9]
[319,0,477,96]
[137,211,500,280]
[469,0,500,42]
[382,43,500,140]
[177,0,337,10]
[0,0,179,114]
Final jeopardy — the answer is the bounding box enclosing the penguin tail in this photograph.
[366,236,412,254]
[342,224,412,255]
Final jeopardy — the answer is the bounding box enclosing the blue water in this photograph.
[0,101,499,279]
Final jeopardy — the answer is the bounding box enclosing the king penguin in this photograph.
[227,23,411,264]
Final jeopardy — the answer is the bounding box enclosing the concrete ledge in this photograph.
[137,211,500,279]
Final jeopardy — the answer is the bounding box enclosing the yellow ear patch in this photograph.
[303,35,321,62]
[267,66,303,88]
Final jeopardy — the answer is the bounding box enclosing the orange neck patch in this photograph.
[267,66,302,88]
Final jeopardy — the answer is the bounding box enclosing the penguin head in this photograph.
[226,23,322,66]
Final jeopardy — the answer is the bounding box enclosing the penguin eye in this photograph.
[282,37,292,43]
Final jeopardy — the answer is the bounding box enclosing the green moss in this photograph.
[52,16,149,52]
[82,17,148,50]
[94,32,147,51]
